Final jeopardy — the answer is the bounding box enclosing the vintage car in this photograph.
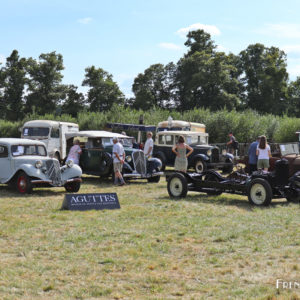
[167,159,300,206]
[241,143,300,176]
[65,131,163,182]
[153,131,234,173]
[0,138,82,193]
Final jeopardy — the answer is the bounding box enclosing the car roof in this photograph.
[0,138,46,146]
[157,130,208,136]
[23,120,78,127]
[65,130,130,139]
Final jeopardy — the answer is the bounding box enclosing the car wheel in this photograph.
[205,173,223,196]
[16,171,32,194]
[194,159,207,173]
[247,178,272,206]
[147,176,160,183]
[167,173,188,198]
[99,152,113,175]
[64,181,81,193]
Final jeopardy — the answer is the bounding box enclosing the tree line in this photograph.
[1,29,300,121]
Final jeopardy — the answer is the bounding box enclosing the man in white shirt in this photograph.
[112,137,125,186]
[144,132,153,158]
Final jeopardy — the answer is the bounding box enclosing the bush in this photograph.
[0,106,299,143]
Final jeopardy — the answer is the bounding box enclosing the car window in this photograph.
[158,135,165,145]
[23,127,50,137]
[50,128,60,138]
[0,145,8,158]
[11,145,47,156]
[165,135,174,145]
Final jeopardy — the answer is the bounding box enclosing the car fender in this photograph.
[61,164,82,181]
[6,164,47,183]
[191,154,209,165]
[224,153,234,160]
[148,157,162,169]
[122,162,133,173]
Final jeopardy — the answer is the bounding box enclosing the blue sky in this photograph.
[1,0,300,97]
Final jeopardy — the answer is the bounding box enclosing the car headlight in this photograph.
[207,149,212,156]
[35,160,43,169]
[66,160,74,168]
[222,149,227,155]
[126,155,132,163]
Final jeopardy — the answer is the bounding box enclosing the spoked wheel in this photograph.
[16,171,32,194]
[194,159,207,173]
[247,178,272,206]
[167,173,188,198]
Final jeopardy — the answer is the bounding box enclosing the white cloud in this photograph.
[158,42,182,50]
[176,23,221,38]
[258,23,300,39]
[77,17,93,24]
[282,45,300,54]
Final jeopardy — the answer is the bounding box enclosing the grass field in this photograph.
[0,176,299,300]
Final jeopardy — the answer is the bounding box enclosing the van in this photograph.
[21,120,79,161]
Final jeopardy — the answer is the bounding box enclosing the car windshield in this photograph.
[11,145,47,157]
[23,127,50,137]
[185,135,207,145]
[280,144,299,155]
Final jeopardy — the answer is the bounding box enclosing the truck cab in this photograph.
[21,120,79,161]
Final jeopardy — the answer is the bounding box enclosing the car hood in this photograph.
[13,156,55,167]
[190,144,214,150]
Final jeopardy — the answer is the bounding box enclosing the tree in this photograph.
[60,85,86,117]
[132,63,176,109]
[1,50,27,120]
[287,77,300,117]
[175,30,242,111]
[239,43,289,115]
[82,66,124,111]
[25,51,65,115]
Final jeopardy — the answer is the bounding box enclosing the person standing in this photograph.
[144,132,154,158]
[172,135,194,172]
[112,137,125,186]
[227,132,237,155]
[66,139,82,165]
[248,136,260,174]
[256,135,271,171]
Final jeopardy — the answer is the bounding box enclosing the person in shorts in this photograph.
[112,137,125,186]
[256,135,271,171]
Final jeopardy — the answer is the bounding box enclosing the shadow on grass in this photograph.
[160,192,290,211]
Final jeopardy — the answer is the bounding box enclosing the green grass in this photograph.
[0,176,299,299]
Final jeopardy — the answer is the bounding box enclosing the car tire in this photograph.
[16,171,33,194]
[147,176,160,183]
[154,152,166,171]
[167,172,188,198]
[205,173,223,196]
[64,181,81,193]
[194,159,207,173]
[99,152,113,175]
[247,178,272,206]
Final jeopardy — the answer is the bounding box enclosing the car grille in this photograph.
[132,151,147,176]
[45,159,62,185]
[211,148,219,163]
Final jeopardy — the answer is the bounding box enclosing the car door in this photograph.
[0,145,12,182]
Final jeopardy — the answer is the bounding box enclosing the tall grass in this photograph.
[1,106,299,143]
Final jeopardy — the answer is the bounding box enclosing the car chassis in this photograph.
[167,159,300,206]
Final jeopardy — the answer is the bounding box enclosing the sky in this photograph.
[1,0,300,98]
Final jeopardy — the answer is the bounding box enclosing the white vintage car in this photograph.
[0,138,82,193]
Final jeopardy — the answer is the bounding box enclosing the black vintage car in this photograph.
[153,131,234,173]
[66,131,163,182]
